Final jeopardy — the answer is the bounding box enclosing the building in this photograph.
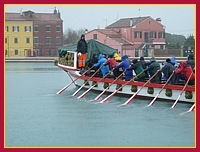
[5,12,33,57]
[5,8,63,57]
[85,16,166,57]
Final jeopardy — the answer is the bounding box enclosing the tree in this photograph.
[63,28,87,45]
[63,28,79,45]
[165,33,185,49]
[183,35,195,57]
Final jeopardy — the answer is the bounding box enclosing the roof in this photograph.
[6,13,33,21]
[106,16,151,28]
[88,29,132,45]
[112,38,133,45]
[5,12,62,22]
[95,29,121,38]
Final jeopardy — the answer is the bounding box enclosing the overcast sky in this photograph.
[5,4,195,37]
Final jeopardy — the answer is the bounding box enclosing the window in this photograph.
[15,49,18,55]
[25,26,31,32]
[13,26,19,32]
[93,34,97,39]
[134,31,142,38]
[34,25,39,32]
[5,37,7,43]
[14,37,18,43]
[46,25,50,32]
[5,26,9,32]
[150,32,157,39]
[5,50,7,56]
[48,49,51,56]
[26,37,30,43]
[56,26,61,32]
[158,32,165,38]
[56,37,61,44]
[46,37,51,44]
[34,37,39,44]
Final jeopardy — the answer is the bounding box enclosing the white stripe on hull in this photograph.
[75,79,194,103]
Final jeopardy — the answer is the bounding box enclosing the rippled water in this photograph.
[5,62,195,147]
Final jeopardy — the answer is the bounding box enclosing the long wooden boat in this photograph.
[55,40,195,106]
[55,59,194,105]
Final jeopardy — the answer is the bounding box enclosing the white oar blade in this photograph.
[72,85,84,96]
[77,86,94,99]
[170,95,181,109]
[147,94,159,107]
[187,104,195,112]
[94,88,108,100]
[56,84,71,94]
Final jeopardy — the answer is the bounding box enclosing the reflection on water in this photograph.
[5,62,62,72]
[6,67,61,72]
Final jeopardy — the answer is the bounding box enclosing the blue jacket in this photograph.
[115,56,133,80]
[94,54,109,76]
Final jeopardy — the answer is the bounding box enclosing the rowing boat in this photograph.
[55,40,195,108]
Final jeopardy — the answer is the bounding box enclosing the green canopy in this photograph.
[58,39,118,62]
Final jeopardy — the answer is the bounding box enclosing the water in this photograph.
[5,62,195,147]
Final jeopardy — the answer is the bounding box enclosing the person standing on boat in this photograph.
[77,34,87,73]
[94,54,109,77]
[127,59,145,81]
[162,58,178,84]
[144,57,162,83]
[174,61,195,85]
[114,55,133,81]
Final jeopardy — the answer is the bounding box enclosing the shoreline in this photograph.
[5,57,56,62]
[5,56,187,63]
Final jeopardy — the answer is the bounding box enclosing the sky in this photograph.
[5,4,195,37]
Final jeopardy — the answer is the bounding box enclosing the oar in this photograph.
[147,72,175,107]
[77,68,114,99]
[94,69,127,101]
[119,68,162,107]
[187,104,195,112]
[56,65,94,94]
[170,72,193,109]
[72,64,104,96]
[99,70,145,103]
[180,103,195,115]
[66,71,76,86]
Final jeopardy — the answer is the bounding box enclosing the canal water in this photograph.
[5,62,195,147]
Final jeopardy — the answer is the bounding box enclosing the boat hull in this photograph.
[57,64,195,103]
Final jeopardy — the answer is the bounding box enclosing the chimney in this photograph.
[54,7,57,14]
[130,18,133,27]
[156,18,162,23]
[20,9,23,16]
[57,10,61,18]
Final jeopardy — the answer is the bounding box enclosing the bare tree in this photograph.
[63,28,87,45]
[63,28,79,45]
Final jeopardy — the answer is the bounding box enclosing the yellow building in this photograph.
[5,13,33,57]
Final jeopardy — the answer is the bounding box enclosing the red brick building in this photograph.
[32,9,63,56]
[86,16,166,57]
